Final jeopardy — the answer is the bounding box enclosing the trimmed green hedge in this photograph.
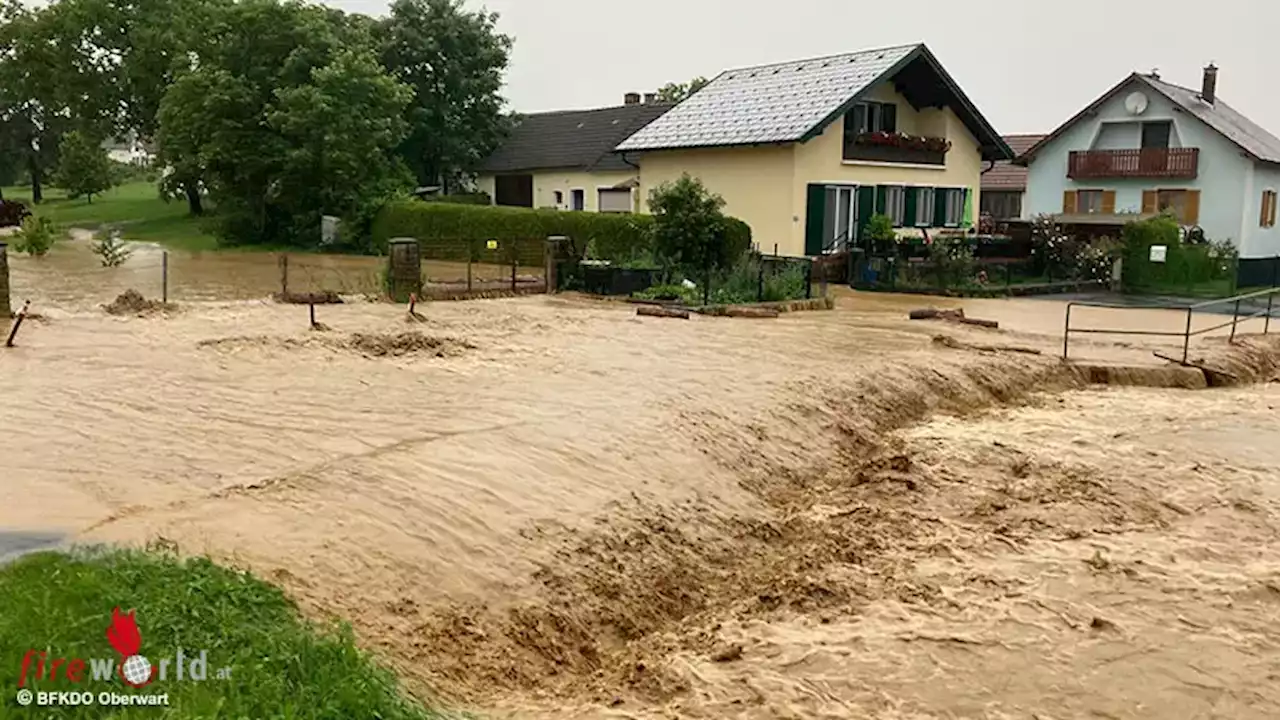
[417,192,491,205]
[1121,215,1238,296]
[371,200,754,269]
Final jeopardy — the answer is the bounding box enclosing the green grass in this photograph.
[1,547,448,719]
[3,182,220,252]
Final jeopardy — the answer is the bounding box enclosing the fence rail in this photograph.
[1062,286,1280,362]
[1067,148,1200,179]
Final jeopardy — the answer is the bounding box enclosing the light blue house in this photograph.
[1019,65,1280,286]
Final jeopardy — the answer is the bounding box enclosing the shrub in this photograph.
[54,130,117,202]
[12,215,56,257]
[865,213,896,253]
[649,174,751,278]
[92,227,134,267]
[417,192,491,205]
[0,199,31,228]
[372,200,655,265]
[1121,214,1236,294]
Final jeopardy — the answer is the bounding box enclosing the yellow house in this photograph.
[615,43,1014,257]
[476,97,671,213]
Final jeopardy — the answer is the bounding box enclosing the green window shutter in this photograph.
[875,185,887,215]
[933,188,949,227]
[903,188,918,229]
[804,184,826,256]
[856,186,875,244]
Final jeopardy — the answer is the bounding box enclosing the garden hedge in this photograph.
[372,200,753,268]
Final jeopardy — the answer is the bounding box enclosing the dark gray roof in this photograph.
[616,43,1012,161]
[480,103,672,174]
[1021,73,1280,166]
[1143,75,1280,164]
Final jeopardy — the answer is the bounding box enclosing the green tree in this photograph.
[379,0,512,189]
[157,0,411,248]
[656,76,709,104]
[54,130,116,201]
[649,174,734,280]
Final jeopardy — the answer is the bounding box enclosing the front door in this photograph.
[805,184,859,255]
[1140,121,1172,175]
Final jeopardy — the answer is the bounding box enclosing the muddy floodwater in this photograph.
[4,238,1280,719]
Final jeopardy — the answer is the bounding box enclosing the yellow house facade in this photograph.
[476,98,670,214]
[617,44,1013,257]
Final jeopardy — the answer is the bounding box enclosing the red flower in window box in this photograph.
[855,131,952,154]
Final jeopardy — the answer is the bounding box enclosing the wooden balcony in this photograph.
[1068,148,1199,179]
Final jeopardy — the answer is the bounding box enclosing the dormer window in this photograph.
[845,101,897,136]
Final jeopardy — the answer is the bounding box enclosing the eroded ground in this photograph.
[4,267,1280,718]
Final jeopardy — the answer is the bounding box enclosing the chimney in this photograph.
[643,92,657,105]
[1201,63,1218,104]
[624,92,641,105]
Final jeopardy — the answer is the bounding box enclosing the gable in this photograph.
[1021,73,1280,167]
[616,43,1011,161]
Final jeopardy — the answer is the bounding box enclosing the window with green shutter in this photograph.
[904,188,918,228]
[855,186,875,245]
[915,188,936,227]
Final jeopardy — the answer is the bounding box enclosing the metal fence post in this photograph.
[805,261,813,299]
[467,239,474,292]
[1266,292,1274,336]
[1062,304,1072,360]
[510,244,517,292]
[1182,307,1194,364]
[279,254,289,297]
[162,251,168,304]
[1230,298,1242,342]
[757,258,764,302]
[0,242,10,319]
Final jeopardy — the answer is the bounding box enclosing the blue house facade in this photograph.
[1020,65,1280,286]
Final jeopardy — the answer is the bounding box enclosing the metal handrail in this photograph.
[1063,286,1280,362]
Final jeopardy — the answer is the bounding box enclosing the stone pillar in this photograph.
[0,242,10,318]
[387,238,421,303]
[546,235,566,293]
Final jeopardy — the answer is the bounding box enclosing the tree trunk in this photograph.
[28,155,42,205]
[184,182,203,216]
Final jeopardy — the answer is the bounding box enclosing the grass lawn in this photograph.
[1,547,449,719]
[2,182,220,252]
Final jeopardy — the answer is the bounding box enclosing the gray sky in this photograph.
[330,0,1275,137]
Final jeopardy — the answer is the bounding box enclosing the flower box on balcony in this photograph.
[844,131,950,165]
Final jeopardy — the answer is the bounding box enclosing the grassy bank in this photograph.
[2,182,219,252]
[0,546,445,718]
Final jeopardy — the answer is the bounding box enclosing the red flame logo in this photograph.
[106,607,156,687]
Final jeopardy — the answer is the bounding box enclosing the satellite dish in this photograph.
[1125,91,1149,115]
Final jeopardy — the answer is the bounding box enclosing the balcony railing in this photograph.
[1068,148,1199,179]
[844,132,948,166]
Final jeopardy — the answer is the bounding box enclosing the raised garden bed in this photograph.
[579,263,659,296]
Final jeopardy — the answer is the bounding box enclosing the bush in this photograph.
[865,213,896,253]
[92,227,134,267]
[1121,214,1237,294]
[417,192,491,205]
[649,174,750,278]
[54,130,117,202]
[0,199,31,228]
[12,215,56,257]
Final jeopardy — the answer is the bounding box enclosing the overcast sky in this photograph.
[329,0,1274,137]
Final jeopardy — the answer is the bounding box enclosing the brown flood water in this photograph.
[4,240,1280,719]
[6,233,542,312]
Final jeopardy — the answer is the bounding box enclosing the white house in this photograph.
[1019,64,1280,286]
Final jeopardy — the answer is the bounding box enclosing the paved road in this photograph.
[1031,291,1278,316]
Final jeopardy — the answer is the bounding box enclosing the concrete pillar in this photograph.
[0,242,10,318]
[546,235,566,293]
[387,238,421,303]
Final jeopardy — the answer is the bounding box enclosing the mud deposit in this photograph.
[197,331,475,358]
[4,291,1280,719]
[103,288,178,316]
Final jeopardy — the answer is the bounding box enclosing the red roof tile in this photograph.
[981,134,1045,191]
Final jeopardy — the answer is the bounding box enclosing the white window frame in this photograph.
[883,185,906,227]
[943,188,965,226]
[915,188,936,227]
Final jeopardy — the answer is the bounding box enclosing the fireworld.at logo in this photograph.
[18,606,232,688]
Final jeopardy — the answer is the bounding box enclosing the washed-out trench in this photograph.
[3,265,1280,718]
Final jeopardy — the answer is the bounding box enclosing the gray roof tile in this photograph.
[616,43,919,151]
[1142,75,1280,164]
[480,103,672,174]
